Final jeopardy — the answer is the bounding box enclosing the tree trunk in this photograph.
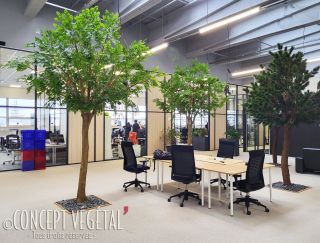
[272,126,279,165]
[76,112,94,203]
[187,116,192,145]
[281,124,291,185]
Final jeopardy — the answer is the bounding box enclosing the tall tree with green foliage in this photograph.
[245,44,320,185]
[244,72,282,165]
[4,7,158,202]
[155,60,226,145]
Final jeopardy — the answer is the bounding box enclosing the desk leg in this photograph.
[208,171,211,209]
[201,169,204,206]
[218,172,221,201]
[269,167,272,202]
[161,161,164,192]
[226,174,229,198]
[229,175,234,216]
[156,160,159,191]
[145,171,147,183]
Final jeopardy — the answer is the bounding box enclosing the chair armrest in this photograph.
[295,157,305,173]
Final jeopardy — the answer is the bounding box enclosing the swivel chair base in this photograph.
[123,177,150,192]
[229,194,269,215]
[168,189,201,207]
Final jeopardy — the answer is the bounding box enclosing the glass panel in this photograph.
[8,98,34,107]
[37,108,68,166]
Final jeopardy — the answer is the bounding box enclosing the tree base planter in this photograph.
[192,136,209,151]
[271,182,310,193]
[56,195,111,213]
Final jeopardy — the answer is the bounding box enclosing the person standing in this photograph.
[132,120,140,133]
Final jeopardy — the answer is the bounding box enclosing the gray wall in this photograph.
[0,0,58,50]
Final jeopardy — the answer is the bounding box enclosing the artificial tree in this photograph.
[5,8,158,202]
[244,75,282,165]
[245,44,320,185]
[155,60,226,145]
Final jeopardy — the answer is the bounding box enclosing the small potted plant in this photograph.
[192,128,209,151]
[164,128,180,152]
[224,128,241,156]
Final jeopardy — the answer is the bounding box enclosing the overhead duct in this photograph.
[24,0,47,17]
[120,0,162,24]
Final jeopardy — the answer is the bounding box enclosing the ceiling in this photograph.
[24,0,320,83]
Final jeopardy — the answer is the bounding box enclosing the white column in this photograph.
[156,160,159,190]
[208,171,211,209]
[161,161,164,192]
[269,167,272,202]
[218,172,221,201]
[201,169,204,206]
[229,175,234,216]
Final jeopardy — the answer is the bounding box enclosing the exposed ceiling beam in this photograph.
[121,0,163,24]
[24,0,47,17]
[186,0,320,58]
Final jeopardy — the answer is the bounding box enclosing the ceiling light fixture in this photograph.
[147,43,169,54]
[231,67,264,77]
[307,57,320,63]
[45,2,79,13]
[199,7,261,34]
[9,84,22,88]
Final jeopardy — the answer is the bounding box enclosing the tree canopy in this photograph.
[5,7,158,113]
[155,60,226,144]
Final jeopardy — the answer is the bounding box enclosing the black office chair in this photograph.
[168,145,201,207]
[210,139,236,189]
[230,150,269,215]
[3,134,21,165]
[121,141,150,192]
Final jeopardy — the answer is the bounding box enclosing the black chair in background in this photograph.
[230,149,269,215]
[210,139,236,189]
[121,141,150,192]
[168,145,201,207]
[3,134,21,165]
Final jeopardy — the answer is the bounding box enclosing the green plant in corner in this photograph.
[225,127,240,140]
[3,7,159,203]
[155,60,226,145]
[245,44,320,185]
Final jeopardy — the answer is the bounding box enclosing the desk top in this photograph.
[143,155,274,175]
[46,143,67,148]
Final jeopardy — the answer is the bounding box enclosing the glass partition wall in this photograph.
[0,46,68,171]
[104,91,147,159]
[226,84,270,153]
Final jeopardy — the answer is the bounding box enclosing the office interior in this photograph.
[0,0,320,243]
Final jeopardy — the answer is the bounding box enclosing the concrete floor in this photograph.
[0,151,319,243]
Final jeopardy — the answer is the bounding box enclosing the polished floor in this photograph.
[0,151,319,243]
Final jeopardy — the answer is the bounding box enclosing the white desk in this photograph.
[144,155,274,216]
[46,144,67,164]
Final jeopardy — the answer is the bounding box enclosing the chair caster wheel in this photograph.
[148,185,151,188]
[141,189,144,192]
[180,203,184,207]
[265,208,269,213]
[168,198,171,202]
[246,211,251,215]
[228,205,230,209]
[198,200,201,205]
[124,188,127,192]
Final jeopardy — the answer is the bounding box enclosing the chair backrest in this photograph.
[121,141,137,170]
[6,134,20,150]
[171,145,196,181]
[246,150,265,185]
[217,139,235,158]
